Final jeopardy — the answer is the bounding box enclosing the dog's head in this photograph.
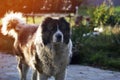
[41,17,71,45]
[1,12,26,36]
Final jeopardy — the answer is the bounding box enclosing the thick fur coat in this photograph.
[1,12,72,80]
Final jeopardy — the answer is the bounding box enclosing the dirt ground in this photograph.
[0,53,120,80]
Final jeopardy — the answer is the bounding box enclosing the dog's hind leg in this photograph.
[17,57,29,80]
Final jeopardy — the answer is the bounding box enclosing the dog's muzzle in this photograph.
[56,34,62,42]
[53,32,63,43]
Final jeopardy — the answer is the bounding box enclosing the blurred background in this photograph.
[0,0,120,71]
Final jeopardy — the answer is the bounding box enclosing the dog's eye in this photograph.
[60,25,70,31]
[48,25,57,31]
[48,26,54,31]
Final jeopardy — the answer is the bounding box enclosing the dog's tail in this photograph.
[1,12,26,35]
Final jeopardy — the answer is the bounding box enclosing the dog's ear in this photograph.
[59,17,69,23]
[59,17,66,22]
[59,17,71,44]
[41,17,53,45]
[59,17,70,28]
[41,17,53,27]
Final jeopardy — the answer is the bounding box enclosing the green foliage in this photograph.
[72,26,120,71]
[115,6,120,14]
[106,14,120,26]
[88,2,120,27]
[107,58,120,69]
[89,50,108,66]
[72,25,93,63]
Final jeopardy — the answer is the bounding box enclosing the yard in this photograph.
[0,2,120,71]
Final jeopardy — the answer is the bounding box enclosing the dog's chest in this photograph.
[37,44,69,76]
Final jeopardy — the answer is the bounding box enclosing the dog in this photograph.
[1,12,72,80]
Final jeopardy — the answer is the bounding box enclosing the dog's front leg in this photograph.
[17,57,29,80]
[32,70,37,80]
[55,69,66,80]
[38,73,48,80]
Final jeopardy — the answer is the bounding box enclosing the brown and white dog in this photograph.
[1,12,72,80]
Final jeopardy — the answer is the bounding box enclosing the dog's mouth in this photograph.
[52,42,62,44]
[52,41,66,47]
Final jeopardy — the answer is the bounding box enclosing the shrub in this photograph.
[88,2,120,27]
[107,58,120,70]
[71,25,92,64]
[71,26,120,71]
[88,50,108,66]
[106,14,120,26]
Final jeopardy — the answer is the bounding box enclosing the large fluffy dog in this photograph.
[1,12,72,80]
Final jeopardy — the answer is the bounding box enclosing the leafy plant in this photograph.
[88,2,115,27]
[72,26,120,71]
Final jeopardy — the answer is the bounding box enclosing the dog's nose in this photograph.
[56,34,62,42]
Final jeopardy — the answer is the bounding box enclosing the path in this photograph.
[0,53,120,80]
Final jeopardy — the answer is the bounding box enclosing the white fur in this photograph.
[1,12,26,35]
[68,39,73,57]
[34,24,43,45]
[53,28,63,43]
